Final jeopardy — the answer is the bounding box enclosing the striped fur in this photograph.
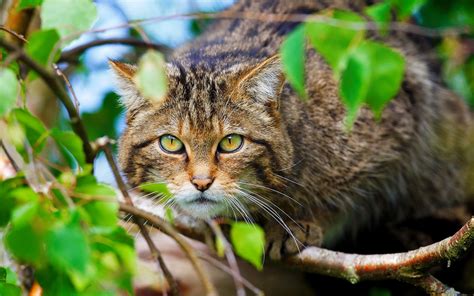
[112,0,471,245]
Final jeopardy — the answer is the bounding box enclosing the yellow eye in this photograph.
[218,134,243,153]
[159,135,184,154]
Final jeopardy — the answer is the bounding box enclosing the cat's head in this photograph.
[110,56,294,219]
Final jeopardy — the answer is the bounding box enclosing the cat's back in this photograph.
[170,0,359,70]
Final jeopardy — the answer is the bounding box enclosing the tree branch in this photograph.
[207,220,246,296]
[97,137,181,296]
[121,203,474,296]
[0,38,95,163]
[0,26,28,43]
[59,38,171,63]
[285,217,474,282]
[118,202,218,296]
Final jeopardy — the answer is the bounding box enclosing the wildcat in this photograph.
[110,0,471,259]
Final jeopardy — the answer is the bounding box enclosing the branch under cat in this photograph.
[119,202,474,296]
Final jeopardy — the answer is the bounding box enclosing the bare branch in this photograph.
[123,202,474,296]
[0,38,95,163]
[0,26,27,43]
[284,217,474,295]
[118,202,218,296]
[208,220,246,296]
[58,38,171,63]
[52,63,80,111]
[197,252,264,296]
[0,140,20,172]
[62,11,471,44]
[97,137,181,296]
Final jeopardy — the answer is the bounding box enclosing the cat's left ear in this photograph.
[237,55,285,106]
[109,60,150,112]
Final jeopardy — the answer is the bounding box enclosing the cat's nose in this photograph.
[191,176,214,191]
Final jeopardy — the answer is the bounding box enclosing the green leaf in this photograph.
[230,222,265,270]
[392,0,427,20]
[365,2,391,34]
[4,268,19,285]
[5,223,45,265]
[18,0,43,10]
[75,175,117,198]
[0,283,21,296]
[418,0,474,28]
[306,10,365,73]
[25,29,60,67]
[280,25,306,99]
[134,50,168,103]
[0,268,19,287]
[340,49,370,126]
[340,41,405,122]
[75,182,117,198]
[10,200,39,227]
[140,182,171,195]
[165,208,174,224]
[0,178,27,227]
[51,129,86,168]
[36,268,76,296]
[0,69,18,117]
[46,218,91,275]
[81,201,118,227]
[139,182,172,204]
[8,109,48,152]
[82,92,123,139]
[359,41,405,117]
[40,0,97,38]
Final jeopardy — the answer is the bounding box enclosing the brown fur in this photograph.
[111,0,471,252]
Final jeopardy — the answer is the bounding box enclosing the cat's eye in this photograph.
[218,134,243,153]
[159,134,185,154]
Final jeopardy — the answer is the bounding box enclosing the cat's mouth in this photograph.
[186,195,218,204]
[176,193,227,219]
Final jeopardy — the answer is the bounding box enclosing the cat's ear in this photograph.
[237,55,285,105]
[109,60,149,112]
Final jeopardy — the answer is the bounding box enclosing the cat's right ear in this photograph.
[109,60,149,113]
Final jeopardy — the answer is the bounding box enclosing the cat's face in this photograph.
[111,57,293,219]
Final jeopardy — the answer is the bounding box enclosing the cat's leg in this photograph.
[264,220,324,261]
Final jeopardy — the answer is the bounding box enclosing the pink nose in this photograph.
[191,176,214,191]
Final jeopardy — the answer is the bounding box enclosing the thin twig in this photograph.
[0,140,20,172]
[0,38,95,163]
[49,9,471,66]
[52,64,80,112]
[207,220,246,296]
[64,11,471,43]
[197,252,263,296]
[118,202,218,296]
[97,137,181,296]
[403,275,458,295]
[0,26,28,43]
[58,38,170,63]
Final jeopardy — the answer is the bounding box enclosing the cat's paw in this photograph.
[264,221,323,261]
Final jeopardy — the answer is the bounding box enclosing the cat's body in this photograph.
[111,0,471,257]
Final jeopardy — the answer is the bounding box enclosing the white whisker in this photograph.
[237,181,303,207]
